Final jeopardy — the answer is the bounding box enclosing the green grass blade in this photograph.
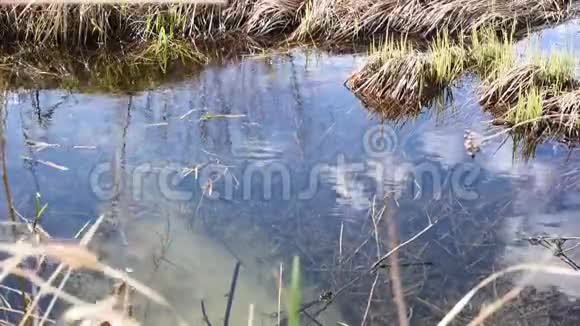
[288,256,301,326]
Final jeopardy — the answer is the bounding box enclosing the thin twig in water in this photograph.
[144,122,169,128]
[524,235,580,270]
[371,219,437,271]
[201,300,212,326]
[180,109,198,120]
[361,274,379,326]
[339,221,344,263]
[223,261,241,326]
[247,304,254,326]
[277,263,283,326]
[303,310,323,326]
[386,205,410,326]
[361,197,383,326]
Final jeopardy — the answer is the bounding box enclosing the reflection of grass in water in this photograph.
[0,47,203,92]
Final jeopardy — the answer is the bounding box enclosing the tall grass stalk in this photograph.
[506,87,544,124]
[429,30,467,84]
[470,26,515,78]
[532,50,576,91]
[369,33,412,62]
[288,256,301,326]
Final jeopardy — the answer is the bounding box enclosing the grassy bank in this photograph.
[0,0,575,48]
[0,0,579,130]
[0,0,576,92]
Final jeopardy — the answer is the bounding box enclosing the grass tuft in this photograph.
[470,26,515,78]
[429,30,467,84]
[506,87,544,125]
[532,50,576,92]
[346,36,432,108]
[288,256,301,326]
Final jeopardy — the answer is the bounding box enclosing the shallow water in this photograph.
[1,23,580,325]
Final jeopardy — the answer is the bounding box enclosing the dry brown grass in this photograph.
[289,0,364,41]
[480,64,542,110]
[0,0,573,47]
[345,31,466,111]
[246,0,305,36]
[0,214,188,326]
[347,53,432,108]
[479,49,579,134]
[0,1,257,46]
[359,0,573,38]
[543,89,580,132]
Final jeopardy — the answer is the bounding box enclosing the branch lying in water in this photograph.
[370,219,438,271]
[201,300,212,326]
[223,261,241,326]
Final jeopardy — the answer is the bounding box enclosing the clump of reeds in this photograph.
[532,50,577,91]
[542,89,580,132]
[479,64,541,109]
[346,30,469,110]
[358,0,574,38]
[290,0,363,41]
[480,51,577,109]
[346,35,434,108]
[429,30,467,84]
[480,49,580,136]
[470,26,515,78]
[0,0,576,49]
[506,86,544,125]
[246,0,305,36]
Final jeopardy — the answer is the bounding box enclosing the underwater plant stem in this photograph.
[370,220,437,270]
[223,261,241,326]
[201,300,212,326]
[277,263,283,326]
[386,207,409,326]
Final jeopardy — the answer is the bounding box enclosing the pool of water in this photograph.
[1,23,580,326]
